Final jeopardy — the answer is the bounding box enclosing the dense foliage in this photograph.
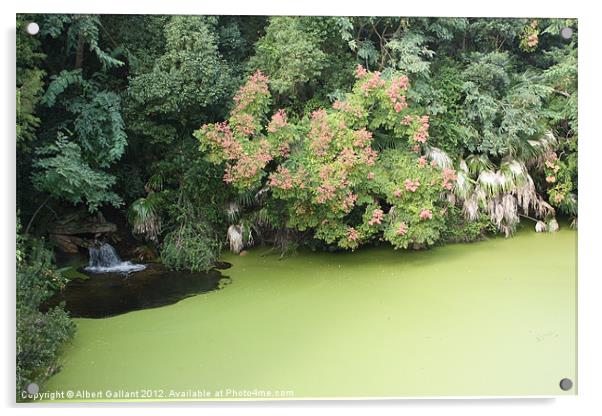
[16,221,75,398]
[16,15,578,392]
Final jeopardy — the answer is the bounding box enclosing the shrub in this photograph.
[161,221,222,272]
[16,235,75,400]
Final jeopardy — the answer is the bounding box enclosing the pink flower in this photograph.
[419,209,433,220]
[441,168,457,190]
[412,115,430,143]
[553,193,565,203]
[393,188,402,197]
[269,166,294,190]
[232,70,269,113]
[309,109,333,157]
[430,160,438,167]
[278,143,290,158]
[360,71,385,96]
[404,179,420,192]
[411,144,421,153]
[355,64,368,78]
[394,102,405,113]
[338,147,357,166]
[347,227,359,241]
[527,33,538,47]
[267,109,288,133]
[353,128,373,147]
[333,100,363,117]
[418,156,427,167]
[360,146,378,166]
[316,182,336,203]
[232,113,256,136]
[342,192,358,212]
[396,222,408,236]
[401,115,414,126]
[368,209,384,226]
[546,176,556,183]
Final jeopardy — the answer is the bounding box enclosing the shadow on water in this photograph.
[43,263,232,319]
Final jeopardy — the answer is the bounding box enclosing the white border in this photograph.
[2,1,601,415]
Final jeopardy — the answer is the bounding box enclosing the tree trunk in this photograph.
[75,33,85,69]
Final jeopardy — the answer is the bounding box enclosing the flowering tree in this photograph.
[195,66,456,250]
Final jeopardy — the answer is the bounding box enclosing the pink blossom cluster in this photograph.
[278,143,290,158]
[396,222,408,236]
[441,168,457,190]
[355,64,368,79]
[332,100,363,118]
[353,128,373,147]
[368,208,384,226]
[412,116,430,143]
[269,166,294,190]
[544,153,560,173]
[401,115,414,126]
[342,192,358,213]
[347,227,359,241]
[316,182,337,203]
[404,179,420,192]
[338,147,357,166]
[553,193,565,203]
[419,209,433,220]
[387,76,409,113]
[360,71,386,96]
[418,156,427,167]
[359,146,378,166]
[232,113,256,136]
[267,109,288,133]
[546,175,556,183]
[309,109,333,157]
[224,154,262,184]
[222,140,273,184]
[393,188,402,198]
[527,33,538,48]
[202,122,242,160]
[232,70,269,114]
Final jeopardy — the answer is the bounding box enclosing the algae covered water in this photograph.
[44,227,576,400]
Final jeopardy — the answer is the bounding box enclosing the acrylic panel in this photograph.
[15,14,577,402]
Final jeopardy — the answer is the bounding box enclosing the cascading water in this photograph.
[85,243,146,273]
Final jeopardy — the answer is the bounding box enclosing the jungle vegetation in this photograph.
[15,15,577,395]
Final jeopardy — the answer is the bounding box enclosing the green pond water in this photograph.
[44,227,576,400]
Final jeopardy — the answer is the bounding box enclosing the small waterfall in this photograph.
[85,243,146,273]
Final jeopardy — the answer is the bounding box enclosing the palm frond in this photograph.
[425,145,453,168]
[128,192,162,242]
[466,154,494,176]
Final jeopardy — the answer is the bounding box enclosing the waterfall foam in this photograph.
[85,243,146,273]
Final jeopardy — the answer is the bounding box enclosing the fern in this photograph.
[41,69,83,107]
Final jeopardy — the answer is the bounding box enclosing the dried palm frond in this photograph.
[535,221,547,232]
[425,145,453,168]
[227,224,244,254]
[128,193,162,242]
[225,201,240,222]
[454,160,474,200]
[528,131,559,167]
[462,195,480,221]
[466,154,494,176]
[477,169,500,197]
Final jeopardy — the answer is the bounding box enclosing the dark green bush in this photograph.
[161,221,222,272]
[16,236,75,400]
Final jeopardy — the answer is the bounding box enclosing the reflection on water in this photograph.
[45,264,231,318]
